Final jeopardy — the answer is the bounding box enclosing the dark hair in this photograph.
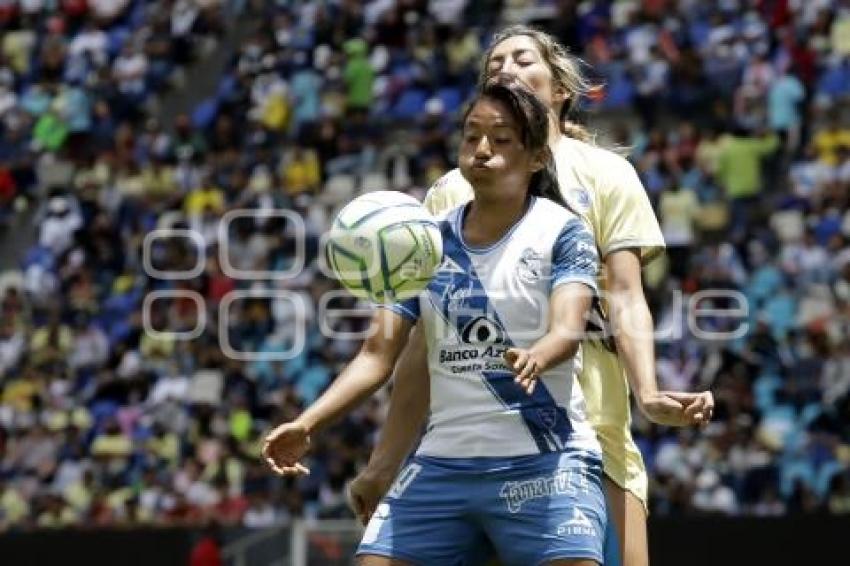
[463,74,567,208]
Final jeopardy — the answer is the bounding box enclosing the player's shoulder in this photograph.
[424,168,473,215]
[533,195,573,218]
[559,137,636,178]
[428,168,471,199]
[558,137,645,212]
[431,168,468,189]
[531,197,587,236]
[433,203,463,223]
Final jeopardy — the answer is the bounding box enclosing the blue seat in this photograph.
[436,86,463,115]
[128,0,147,30]
[763,293,797,340]
[746,266,782,306]
[192,98,219,130]
[600,64,634,109]
[392,88,428,120]
[108,26,131,57]
[296,364,331,404]
[781,460,816,498]
[216,74,237,101]
[754,374,781,411]
[815,461,846,497]
[284,350,308,378]
[817,64,850,98]
[800,403,823,426]
[21,245,54,270]
[90,400,120,430]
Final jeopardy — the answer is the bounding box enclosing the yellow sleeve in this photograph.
[597,154,665,264]
[422,169,474,216]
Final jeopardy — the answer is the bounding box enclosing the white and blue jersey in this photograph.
[359,197,608,566]
[390,196,601,459]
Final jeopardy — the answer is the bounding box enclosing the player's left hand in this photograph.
[348,466,395,526]
[638,390,714,427]
[504,348,540,395]
[665,390,714,426]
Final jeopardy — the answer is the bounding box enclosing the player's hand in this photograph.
[638,391,714,427]
[348,466,395,526]
[504,347,540,395]
[262,421,311,476]
[665,390,714,426]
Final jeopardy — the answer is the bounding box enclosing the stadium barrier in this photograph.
[0,516,846,565]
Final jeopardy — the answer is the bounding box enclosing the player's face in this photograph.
[459,97,542,198]
[485,35,564,111]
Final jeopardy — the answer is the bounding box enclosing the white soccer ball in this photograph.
[326,191,443,303]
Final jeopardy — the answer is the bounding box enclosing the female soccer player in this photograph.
[348,26,715,566]
[266,80,607,565]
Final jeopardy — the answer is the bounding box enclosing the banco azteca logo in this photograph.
[460,316,506,344]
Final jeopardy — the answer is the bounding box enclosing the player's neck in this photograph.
[548,112,562,148]
[463,194,530,247]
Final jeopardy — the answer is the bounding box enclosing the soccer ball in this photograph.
[326,191,443,303]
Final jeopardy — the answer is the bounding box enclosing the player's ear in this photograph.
[552,82,568,107]
[529,149,546,173]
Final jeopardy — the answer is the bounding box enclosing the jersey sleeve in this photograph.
[597,154,665,264]
[423,169,474,216]
[551,217,599,292]
[378,296,421,323]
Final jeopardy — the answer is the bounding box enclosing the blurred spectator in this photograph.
[659,183,699,281]
[715,127,779,241]
[190,521,224,566]
[342,38,374,113]
[768,64,806,153]
[0,0,849,531]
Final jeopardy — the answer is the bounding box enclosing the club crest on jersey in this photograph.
[537,407,559,429]
[516,248,543,283]
[566,187,592,213]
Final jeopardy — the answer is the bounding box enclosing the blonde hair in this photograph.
[479,25,594,143]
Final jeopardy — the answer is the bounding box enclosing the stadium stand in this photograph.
[0,0,849,530]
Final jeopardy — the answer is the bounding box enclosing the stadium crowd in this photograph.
[1,0,850,530]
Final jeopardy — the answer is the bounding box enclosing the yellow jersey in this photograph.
[422,136,665,505]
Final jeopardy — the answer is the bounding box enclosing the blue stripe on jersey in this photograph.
[437,220,574,453]
[551,217,599,290]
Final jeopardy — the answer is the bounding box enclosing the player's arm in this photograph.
[347,171,466,523]
[349,322,430,524]
[263,308,413,475]
[506,281,595,394]
[600,154,713,426]
[506,217,598,393]
[606,249,712,426]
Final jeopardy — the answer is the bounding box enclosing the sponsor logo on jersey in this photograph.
[437,342,510,375]
[566,187,592,213]
[500,468,577,513]
[556,507,597,537]
[436,315,509,374]
[460,315,506,344]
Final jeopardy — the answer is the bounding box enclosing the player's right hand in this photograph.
[263,421,311,476]
[348,467,394,525]
[504,347,540,395]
